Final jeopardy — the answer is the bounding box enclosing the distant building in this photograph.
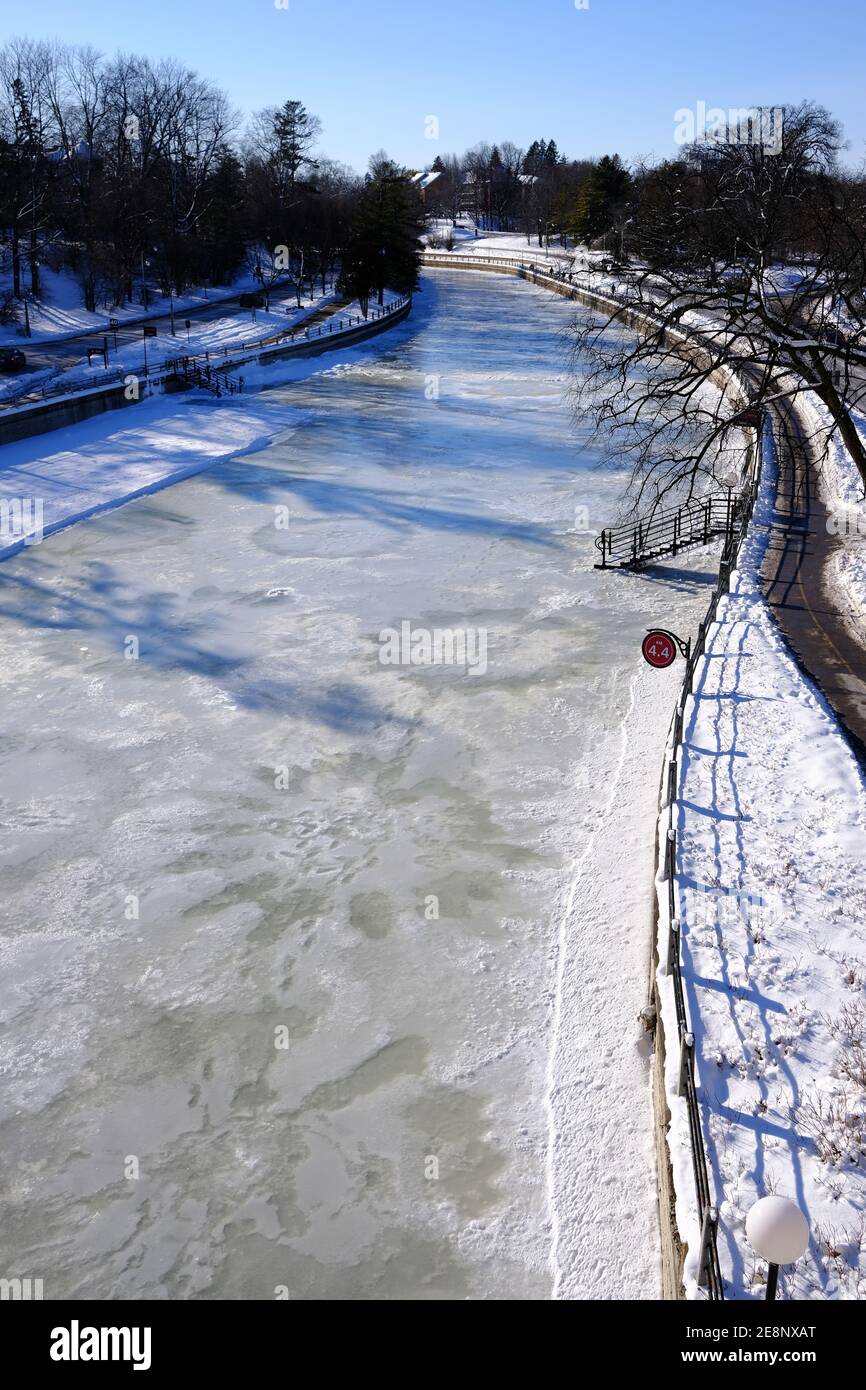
[411,169,442,205]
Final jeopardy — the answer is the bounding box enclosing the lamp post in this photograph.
[746,1196,809,1300]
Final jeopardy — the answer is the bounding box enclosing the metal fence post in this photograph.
[697,1205,719,1287]
[677,1031,695,1097]
[663,917,680,977]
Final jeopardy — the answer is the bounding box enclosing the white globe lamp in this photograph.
[746,1196,809,1300]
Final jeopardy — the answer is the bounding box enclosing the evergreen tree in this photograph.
[339,155,424,313]
[271,99,321,200]
[571,154,632,244]
[201,147,246,284]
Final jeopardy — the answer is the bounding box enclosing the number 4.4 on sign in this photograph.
[641,629,689,669]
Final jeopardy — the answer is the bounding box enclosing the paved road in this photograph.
[761,396,866,762]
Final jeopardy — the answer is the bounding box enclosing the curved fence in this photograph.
[0,295,412,414]
[656,420,764,1299]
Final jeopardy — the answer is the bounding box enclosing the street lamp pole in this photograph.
[765,1263,779,1301]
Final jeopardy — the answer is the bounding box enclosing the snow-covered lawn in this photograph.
[0,264,294,348]
[658,422,866,1299]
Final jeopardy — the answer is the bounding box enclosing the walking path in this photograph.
[762,397,866,760]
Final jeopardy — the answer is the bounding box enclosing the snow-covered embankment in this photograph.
[657,421,866,1299]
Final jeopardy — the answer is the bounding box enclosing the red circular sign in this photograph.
[642,631,677,669]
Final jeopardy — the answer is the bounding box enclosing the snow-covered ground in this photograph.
[0,264,293,348]
[0,288,338,406]
[0,395,304,560]
[658,421,866,1299]
[798,391,866,623]
[0,269,713,1299]
[425,228,575,265]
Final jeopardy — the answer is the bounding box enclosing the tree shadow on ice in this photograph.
[0,561,409,734]
[209,459,559,546]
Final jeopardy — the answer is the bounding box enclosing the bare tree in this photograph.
[571,102,866,515]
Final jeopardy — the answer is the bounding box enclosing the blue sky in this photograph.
[3,0,864,172]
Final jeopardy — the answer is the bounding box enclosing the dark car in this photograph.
[0,347,26,372]
[238,292,265,309]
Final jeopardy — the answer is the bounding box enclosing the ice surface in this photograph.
[0,271,711,1299]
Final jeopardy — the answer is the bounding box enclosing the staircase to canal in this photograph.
[594,487,748,568]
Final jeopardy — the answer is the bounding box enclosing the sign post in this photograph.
[109,317,119,351]
[641,629,690,670]
[142,323,157,374]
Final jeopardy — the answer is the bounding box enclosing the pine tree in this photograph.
[201,147,246,284]
[271,100,321,200]
[339,156,424,313]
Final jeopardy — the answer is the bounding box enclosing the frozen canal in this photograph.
[0,271,710,1299]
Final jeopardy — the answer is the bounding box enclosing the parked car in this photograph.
[0,347,26,372]
[239,292,265,309]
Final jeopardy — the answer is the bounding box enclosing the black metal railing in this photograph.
[163,358,243,396]
[0,294,411,416]
[594,489,750,569]
[657,418,765,1300]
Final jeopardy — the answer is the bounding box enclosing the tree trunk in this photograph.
[807,349,866,492]
[29,227,40,299]
[11,228,21,299]
[814,382,866,492]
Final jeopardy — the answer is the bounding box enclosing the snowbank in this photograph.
[0,394,304,560]
[658,422,866,1299]
[0,290,410,558]
[796,391,866,622]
